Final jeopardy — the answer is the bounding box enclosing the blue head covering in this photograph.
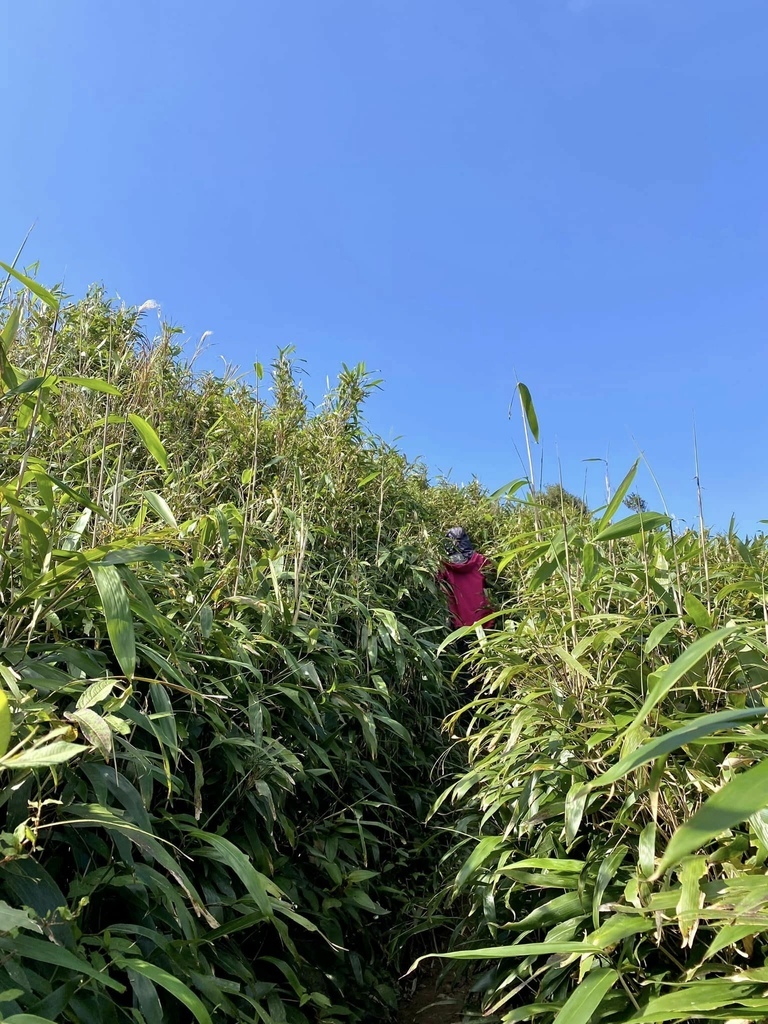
[445,526,475,564]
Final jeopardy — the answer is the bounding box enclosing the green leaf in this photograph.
[0,740,88,769]
[0,900,41,934]
[90,564,136,677]
[66,708,113,759]
[1,375,47,399]
[587,912,654,948]
[565,782,589,845]
[644,617,680,655]
[187,830,281,916]
[408,940,598,973]
[112,959,211,1024]
[654,757,768,877]
[0,688,11,758]
[675,855,707,947]
[684,592,711,630]
[128,413,168,471]
[630,626,741,730]
[596,460,638,533]
[0,262,59,311]
[516,382,540,443]
[623,981,765,1022]
[4,1016,63,1024]
[144,491,177,529]
[59,376,122,396]
[0,934,123,992]
[552,969,617,1024]
[594,511,670,543]
[455,836,507,890]
[592,846,628,927]
[596,705,768,789]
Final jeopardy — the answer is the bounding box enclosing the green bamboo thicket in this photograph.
[3,262,768,1024]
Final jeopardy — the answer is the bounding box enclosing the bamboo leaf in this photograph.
[0,688,11,758]
[112,959,211,1024]
[1,740,88,769]
[0,934,123,992]
[630,626,741,730]
[644,617,680,654]
[59,376,122,396]
[655,758,768,877]
[594,511,670,543]
[552,968,617,1024]
[65,708,113,759]
[516,383,540,443]
[90,564,136,678]
[144,490,177,529]
[128,413,168,471]
[0,262,59,311]
[597,460,638,533]
[596,705,768,789]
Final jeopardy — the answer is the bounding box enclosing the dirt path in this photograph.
[397,975,468,1024]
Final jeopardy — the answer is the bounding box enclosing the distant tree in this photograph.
[539,483,589,517]
[624,491,648,513]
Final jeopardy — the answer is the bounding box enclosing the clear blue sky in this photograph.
[3,0,767,532]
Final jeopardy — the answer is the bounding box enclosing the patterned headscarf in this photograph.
[445,526,475,564]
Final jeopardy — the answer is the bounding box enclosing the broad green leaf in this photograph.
[592,846,628,927]
[655,757,768,877]
[0,262,60,310]
[594,511,670,543]
[587,912,654,948]
[644,617,680,654]
[59,375,122,396]
[0,900,41,934]
[408,940,598,973]
[455,836,507,890]
[684,592,711,630]
[112,959,211,1024]
[565,782,588,845]
[552,968,617,1024]
[596,705,768,789]
[505,892,587,933]
[144,490,177,529]
[597,460,638,533]
[76,678,115,710]
[630,626,741,730]
[66,708,113,759]
[675,855,706,947]
[1,375,46,399]
[187,830,281,916]
[704,923,759,960]
[639,822,656,879]
[0,688,11,758]
[0,935,123,992]
[128,413,168,471]
[4,1016,63,1024]
[0,740,87,769]
[516,382,539,443]
[90,564,136,677]
[623,981,765,1022]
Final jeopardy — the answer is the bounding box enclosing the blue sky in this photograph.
[3,0,767,531]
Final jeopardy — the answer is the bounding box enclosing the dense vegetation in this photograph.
[2,262,768,1024]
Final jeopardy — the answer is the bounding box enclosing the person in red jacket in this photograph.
[438,526,494,629]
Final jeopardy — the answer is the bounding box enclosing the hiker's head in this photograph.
[445,526,474,563]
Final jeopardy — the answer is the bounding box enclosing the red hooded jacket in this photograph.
[438,552,494,628]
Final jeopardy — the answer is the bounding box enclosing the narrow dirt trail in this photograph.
[397,974,468,1024]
